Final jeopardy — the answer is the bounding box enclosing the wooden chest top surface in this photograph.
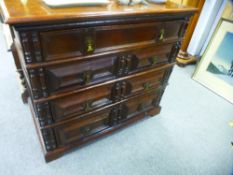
[0,0,197,24]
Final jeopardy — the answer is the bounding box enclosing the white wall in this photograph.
[187,0,227,57]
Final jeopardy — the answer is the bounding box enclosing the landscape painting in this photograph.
[193,19,233,104]
[206,32,233,86]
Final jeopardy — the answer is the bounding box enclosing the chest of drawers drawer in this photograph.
[38,20,183,62]
[28,43,175,99]
[50,89,160,148]
[43,65,171,125]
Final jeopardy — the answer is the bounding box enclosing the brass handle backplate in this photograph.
[83,101,92,112]
[159,29,165,41]
[86,37,94,53]
[82,71,93,85]
[80,125,92,136]
[143,82,152,91]
[83,28,95,54]
[150,56,158,66]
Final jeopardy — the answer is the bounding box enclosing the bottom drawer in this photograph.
[52,89,161,147]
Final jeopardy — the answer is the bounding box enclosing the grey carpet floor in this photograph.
[0,28,233,175]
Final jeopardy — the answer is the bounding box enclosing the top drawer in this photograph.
[39,20,184,62]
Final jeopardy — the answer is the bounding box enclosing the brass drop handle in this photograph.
[80,125,92,136]
[143,82,152,91]
[82,71,92,85]
[83,101,92,112]
[84,32,95,54]
[159,29,165,41]
[83,28,95,55]
[86,37,94,53]
[150,56,158,65]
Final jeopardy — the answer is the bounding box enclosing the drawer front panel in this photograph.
[43,44,173,95]
[50,67,170,122]
[40,21,183,61]
[54,90,159,146]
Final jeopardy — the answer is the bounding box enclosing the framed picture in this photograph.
[193,18,233,104]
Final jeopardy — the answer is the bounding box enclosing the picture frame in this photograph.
[193,18,233,104]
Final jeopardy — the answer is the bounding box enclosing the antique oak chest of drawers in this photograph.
[0,0,196,162]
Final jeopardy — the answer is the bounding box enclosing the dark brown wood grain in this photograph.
[32,63,175,104]
[38,21,182,62]
[1,0,196,162]
[0,0,197,25]
[29,95,161,162]
[48,67,168,124]
[43,44,174,95]
[53,90,159,147]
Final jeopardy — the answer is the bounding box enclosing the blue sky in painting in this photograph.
[212,32,233,69]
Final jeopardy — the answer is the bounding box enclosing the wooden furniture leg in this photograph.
[11,44,29,103]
